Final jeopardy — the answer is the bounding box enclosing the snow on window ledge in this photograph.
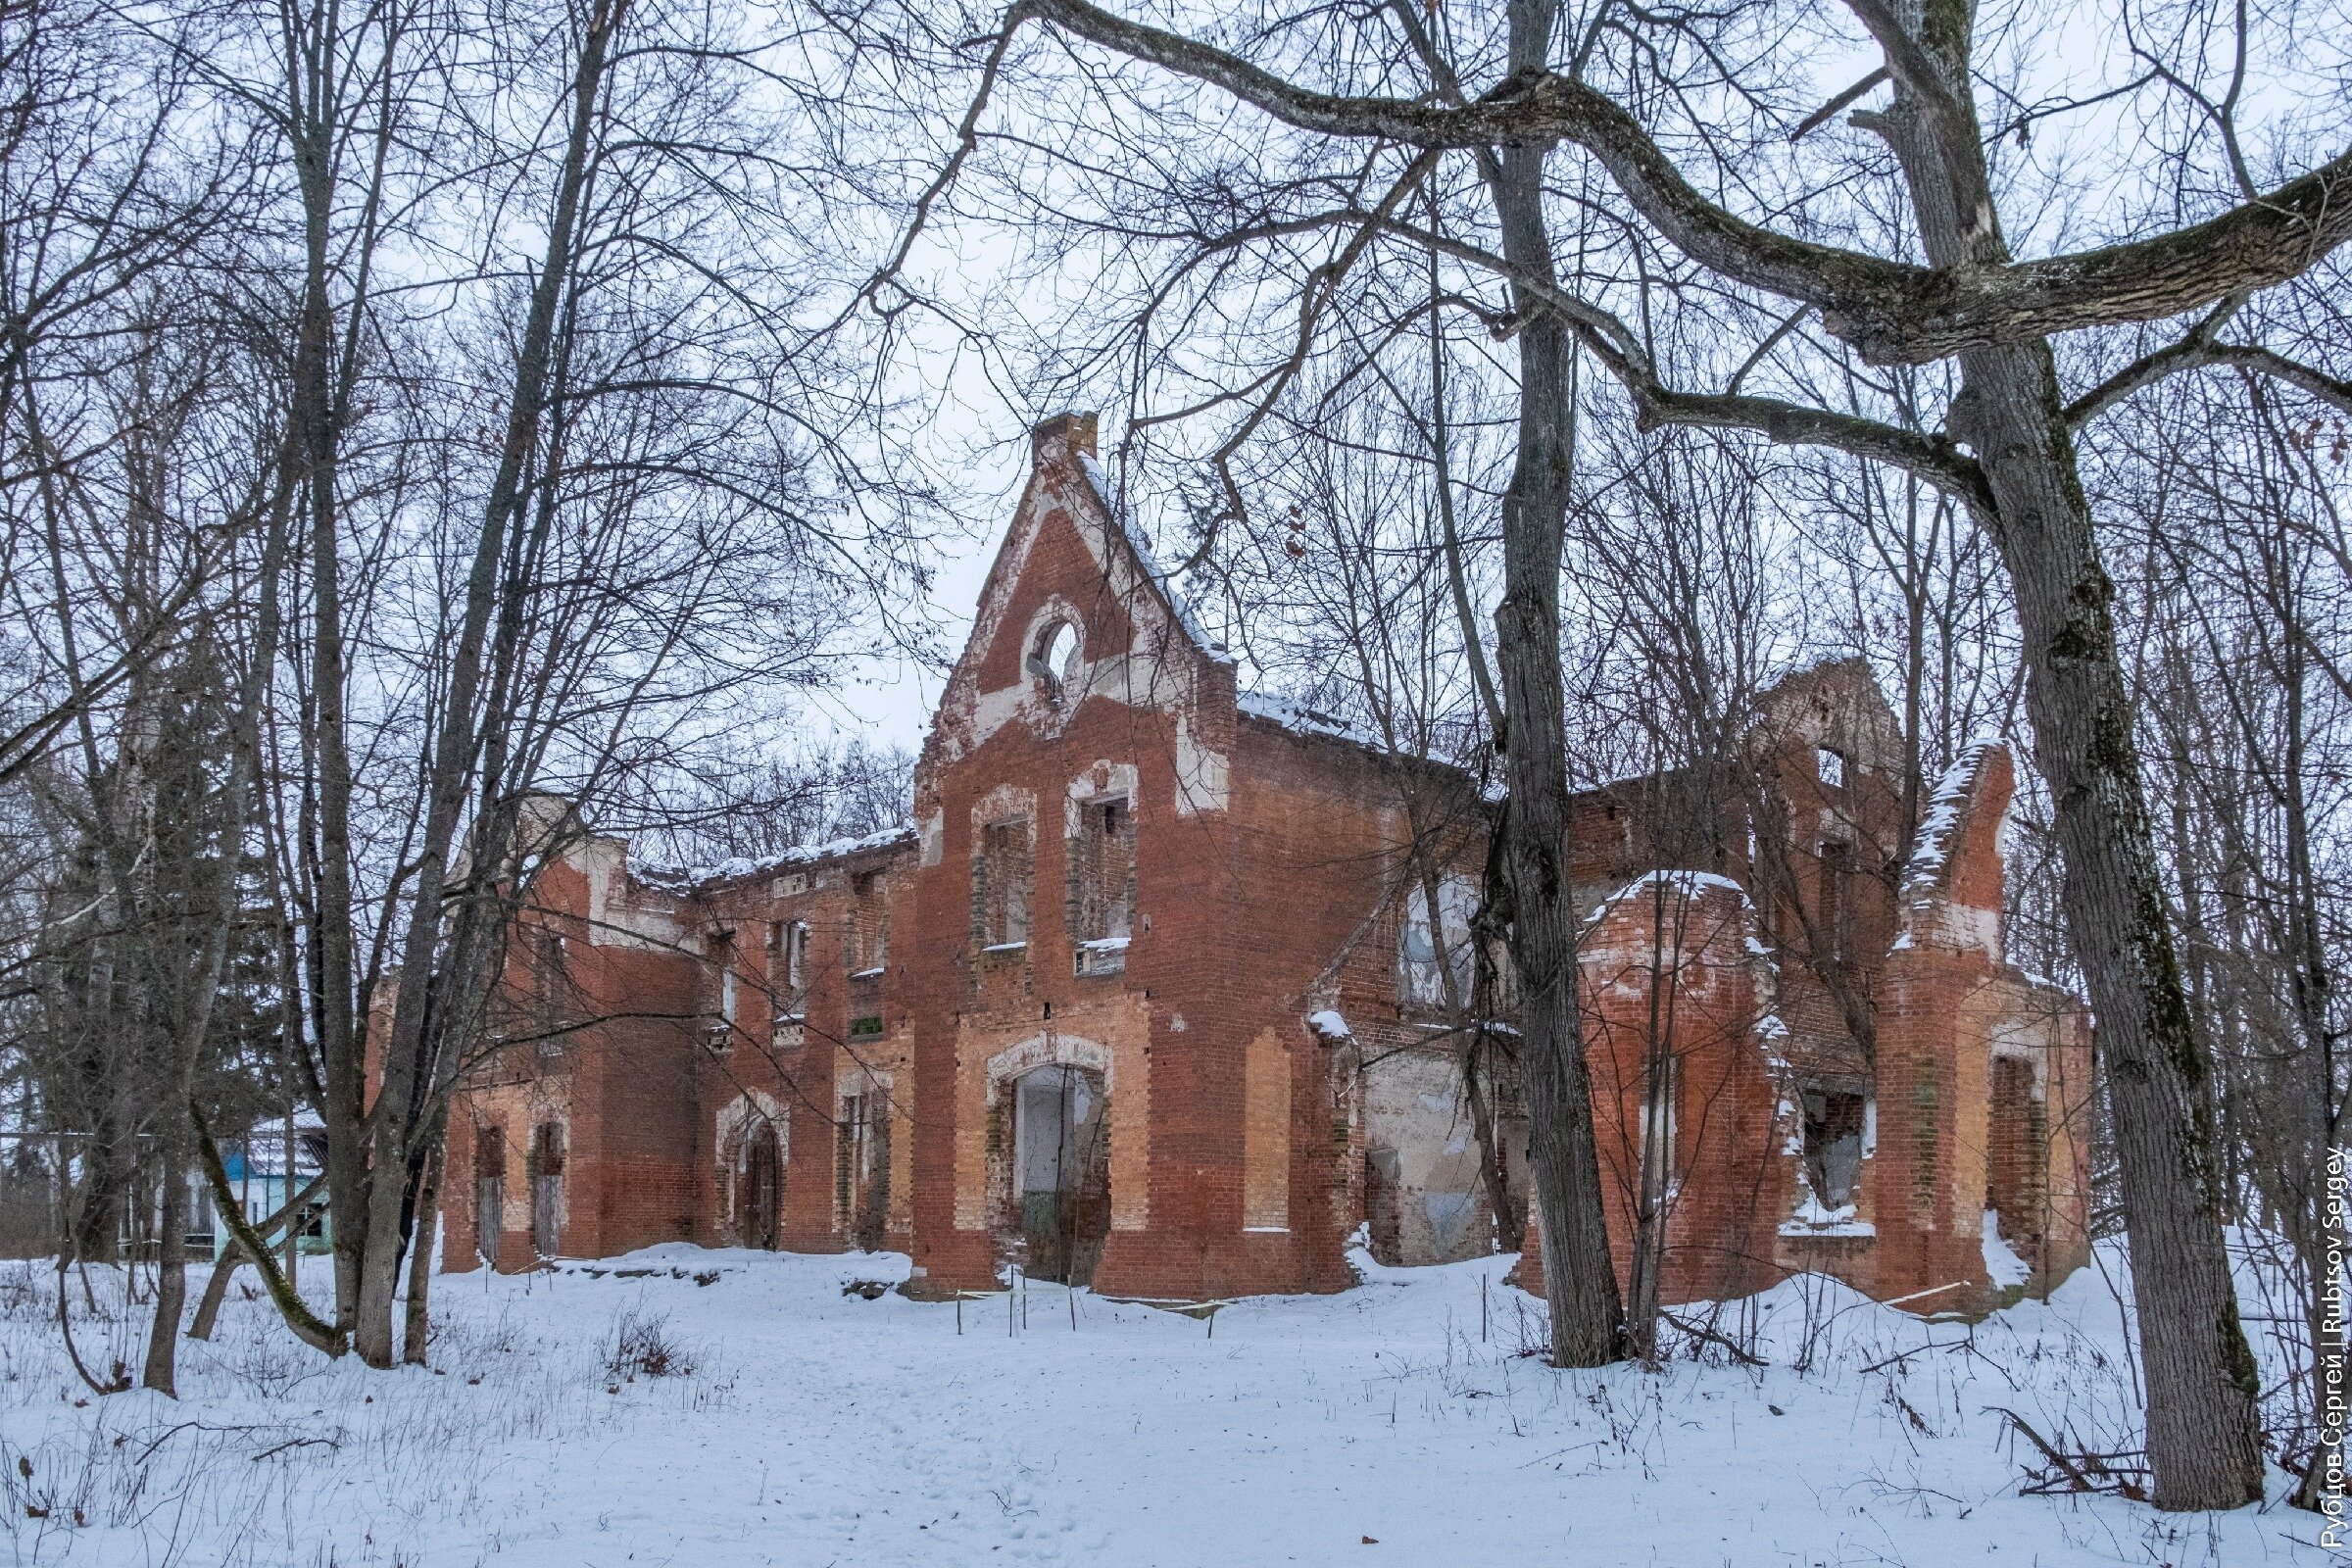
[1779,1192,1877,1239]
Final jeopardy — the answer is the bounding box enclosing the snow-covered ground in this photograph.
[0,1243,2327,1567]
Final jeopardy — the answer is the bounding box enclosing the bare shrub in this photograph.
[602,1310,692,1382]
[0,1262,43,1323]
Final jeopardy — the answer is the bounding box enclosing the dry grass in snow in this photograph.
[0,1240,2329,1566]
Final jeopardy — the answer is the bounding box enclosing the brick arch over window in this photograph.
[714,1091,787,1247]
[983,1031,1113,1107]
[983,1034,1116,1236]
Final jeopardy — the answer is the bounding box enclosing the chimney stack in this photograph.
[1030,411,1099,466]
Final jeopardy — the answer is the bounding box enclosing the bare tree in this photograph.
[2098,368,2351,1507]
[0,0,945,1377]
[892,0,2352,1500]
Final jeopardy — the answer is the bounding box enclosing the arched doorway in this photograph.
[1013,1064,1108,1285]
[740,1120,782,1250]
[838,1083,892,1253]
[529,1122,564,1259]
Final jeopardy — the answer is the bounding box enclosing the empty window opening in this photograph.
[977,818,1033,949]
[780,921,808,1005]
[1986,1054,2047,1253]
[1818,839,1855,965]
[1799,1087,1868,1209]
[848,875,888,974]
[771,921,818,1044]
[1013,1065,1109,1285]
[531,928,569,1054]
[1072,795,1136,971]
[1640,1051,1681,1199]
[1400,873,1478,1007]
[1028,619,1083,703]
[1817,746,1846,788]
[837,1092,892,1251]
[1361,1147,1403,1266]
[707,929,739,1047]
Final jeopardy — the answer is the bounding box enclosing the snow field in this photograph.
[0,1242,2327,1566]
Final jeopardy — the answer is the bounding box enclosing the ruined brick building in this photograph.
[446,415,2091,1317]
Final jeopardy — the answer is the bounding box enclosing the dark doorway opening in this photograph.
[839,1092,891,1252]
[1013,1065,1108,1285]
[741,1120,782,1250]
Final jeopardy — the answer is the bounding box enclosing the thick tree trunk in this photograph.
[285,106,368,1338]
[187,1169,327,1342]
[1961,339,2265,1509]
[1487,0,1625,1369]
[1498,445,1624,1364]
[71,1132,122,1266]
[403,1136,443,1365]
[1849,19,2268,1503]
[188,1244,241,1342]
[140,1139,186,1396]
[355,0,625,1367]
[1624,882,1678,1364]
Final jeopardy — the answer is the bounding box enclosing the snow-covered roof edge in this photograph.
[1235,690,1389,751]
[1076,452,1231,665]
[639,823,918,893]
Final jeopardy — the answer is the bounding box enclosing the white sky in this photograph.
[799,0,2346,757]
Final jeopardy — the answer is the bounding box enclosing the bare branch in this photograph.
[2068,300,2352,425]
[1003,0,2352,364]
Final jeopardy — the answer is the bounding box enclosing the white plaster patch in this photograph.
[1066,760,1142,833]
[1174,709,1229,816]
[567,836,689,952]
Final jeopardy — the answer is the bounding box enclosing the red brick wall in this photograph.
[1514,739,2092,1319]
[441,435,2093,1328]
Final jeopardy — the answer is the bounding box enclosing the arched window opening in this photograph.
[1028,619,1082,704]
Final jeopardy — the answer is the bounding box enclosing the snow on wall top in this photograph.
[1077,452,1231,664]
[640,823,918,892]
[1890,740,2012,962]
[1305,1008,1353,1042]
[1900,740,2001,899]
[1581,867,1754,933]
[1236,691,1386,751]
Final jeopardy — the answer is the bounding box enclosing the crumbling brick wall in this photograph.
[1514,738,2093,1317]
[445,425,2092,1325]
